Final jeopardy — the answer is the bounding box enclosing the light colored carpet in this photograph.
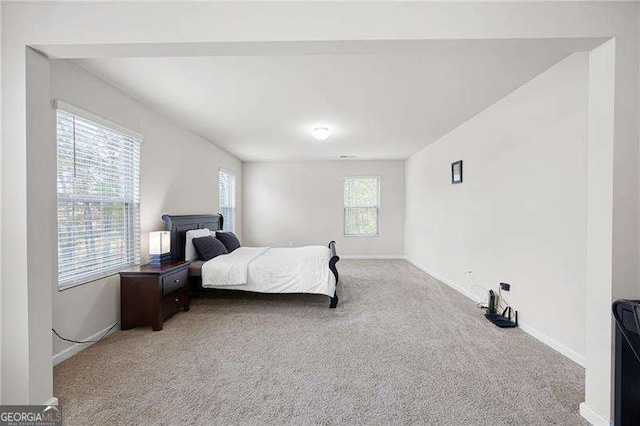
[54,260,585,425]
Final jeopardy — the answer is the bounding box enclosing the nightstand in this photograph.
[119,261,191,331]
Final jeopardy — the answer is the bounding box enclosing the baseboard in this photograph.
[404,257,478,302]
[340,255,406,260]
[579,402,613,426]
[519,322,586,366]
[53,323,120,366]
[404,256,586,367]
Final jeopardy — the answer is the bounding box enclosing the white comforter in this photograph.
[201,246,336,297]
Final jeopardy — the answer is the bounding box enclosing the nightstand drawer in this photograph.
[162,268,188,295]
[163,289,187,319]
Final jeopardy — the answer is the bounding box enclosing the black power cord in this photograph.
[52,321,120,344]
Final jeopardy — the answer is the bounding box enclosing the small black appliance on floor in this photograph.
[485,288,518,328]
[613,299,640,425]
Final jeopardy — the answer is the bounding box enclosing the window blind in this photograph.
[219,169,236,232]
[344,177,380,236]
[56,106,141,288]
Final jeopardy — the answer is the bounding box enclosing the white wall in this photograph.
[406,54,588,362]
[1,3,637,419]
[49,59,242,361]
[243,161,404,257]
[0,2,4,402]
[26,49,55,405]
[583,40,616,425]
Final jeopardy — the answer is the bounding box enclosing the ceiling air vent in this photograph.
[340,155,356,159]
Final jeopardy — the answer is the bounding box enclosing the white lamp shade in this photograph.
[149,231,171,255]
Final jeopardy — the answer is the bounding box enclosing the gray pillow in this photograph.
[192,236,228,261]
[215,231,241,253]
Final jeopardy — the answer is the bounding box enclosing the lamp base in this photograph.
[149,253,172,266]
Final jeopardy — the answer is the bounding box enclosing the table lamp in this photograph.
[149,231,171,266]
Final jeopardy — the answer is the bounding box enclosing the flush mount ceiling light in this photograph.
[312,127,331,141]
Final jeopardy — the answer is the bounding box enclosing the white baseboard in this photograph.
[404,256,586,367]
[579,402,613,426]
[53,323,120,366]
[404,257,478,302]
[519,322,586,366]
[340,255,406,260]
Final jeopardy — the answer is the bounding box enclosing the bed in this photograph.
[162,214,340,308]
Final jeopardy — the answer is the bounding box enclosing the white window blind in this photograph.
[219,169,236,232]
[56,105,141,289]
[344,177,380,236]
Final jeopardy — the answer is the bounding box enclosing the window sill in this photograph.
[58,271,121,292]
[344,234,380,238]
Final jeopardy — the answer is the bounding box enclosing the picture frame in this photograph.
[451,160,463,184]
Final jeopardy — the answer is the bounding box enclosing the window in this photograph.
[219,169,236,232]
[344,177,380,236]
[56,102,141,289]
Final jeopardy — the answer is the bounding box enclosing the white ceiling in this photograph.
[73,38,602,161]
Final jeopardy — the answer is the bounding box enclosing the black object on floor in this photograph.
[485,290,518,328]
[485,311,518,328]
[613,299,640,425]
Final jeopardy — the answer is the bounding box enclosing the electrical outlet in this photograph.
[500,282,511,292]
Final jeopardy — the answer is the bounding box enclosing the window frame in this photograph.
[55,100,142,291]
[343,176,381,237]
[218,168,237,233]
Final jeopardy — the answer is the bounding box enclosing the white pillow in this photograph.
[185,228,211,261]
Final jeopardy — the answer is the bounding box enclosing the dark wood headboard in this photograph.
[162,214,223,261]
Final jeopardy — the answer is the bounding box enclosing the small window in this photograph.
[56,103,141,289]
[344,177,380,236]
[219,169,236,232]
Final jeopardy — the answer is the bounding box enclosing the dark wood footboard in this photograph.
[328,241,340,308]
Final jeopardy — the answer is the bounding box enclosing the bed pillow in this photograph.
[215,231,241,253]
[192,236,228,261]
[185,228,211,261]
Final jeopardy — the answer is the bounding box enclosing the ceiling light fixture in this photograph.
[312,127,331,141]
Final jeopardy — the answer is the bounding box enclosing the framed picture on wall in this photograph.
[451,160,463,184]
